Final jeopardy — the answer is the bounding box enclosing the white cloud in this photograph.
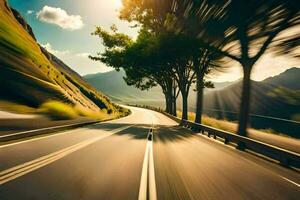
[37,6,83,30]
[76,52,90,58]
[41,43,69,55]
[27,10,34,15]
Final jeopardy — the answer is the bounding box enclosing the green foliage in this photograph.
[92,0,227,119]
[91,26,132,49]
[119,0,300,134]
[39,101,78,120]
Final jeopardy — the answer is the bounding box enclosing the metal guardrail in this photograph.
[0,121,100,143]
[180,119,300,169]
[131,104,300,169]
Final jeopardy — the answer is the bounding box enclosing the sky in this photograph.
[8,0,299,82]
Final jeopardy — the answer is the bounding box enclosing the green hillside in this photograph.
[0,0,125,118]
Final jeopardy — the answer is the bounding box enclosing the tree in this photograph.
[122,2,191,119]
[170,0,300,137]
[154,32,199,120]
[193,49,225,124]
[120,0,228,122]
[90,26,178,114]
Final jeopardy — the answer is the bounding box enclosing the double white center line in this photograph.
[138,127,157,200]
[0,125,134,185]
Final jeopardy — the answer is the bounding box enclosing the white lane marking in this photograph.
[280,176,300,188]
[0,125,134,185]
[148,137,157,200]
[138,142,150,200]
[0,128,84,148]
[138,129,157,200]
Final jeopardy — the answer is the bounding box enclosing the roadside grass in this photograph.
[74,105,113,120]
[39,101,78,120]
[0,99,130,122]
[176,111,290,138]
[39,100,107,120]
[38,100,130,121]
[0,100,36,114]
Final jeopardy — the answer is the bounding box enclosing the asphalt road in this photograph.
[0,106,299,200]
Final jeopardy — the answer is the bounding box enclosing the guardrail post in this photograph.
[236,142,246,151]
[213,134,217,139]
[224,138,229,144]
[208,132,211,138]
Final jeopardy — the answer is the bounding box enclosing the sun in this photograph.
[112,0,123,9]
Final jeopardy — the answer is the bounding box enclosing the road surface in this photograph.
[0,106,299,199]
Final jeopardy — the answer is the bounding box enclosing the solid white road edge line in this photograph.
[0,125,134,185]
[280,176,300,188]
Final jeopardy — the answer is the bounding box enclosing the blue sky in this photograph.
[8,0,299,81]
[8,0,137,75]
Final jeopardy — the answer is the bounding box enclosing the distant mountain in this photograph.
[0,0,117,112]
[203,67,300,121]
[84,70,165,106]
[85,65,299,123]
[207,80,238,91]
[84,69,235,108]
[262,67,300,90]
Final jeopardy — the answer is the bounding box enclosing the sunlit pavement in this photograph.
[0,106,299,200]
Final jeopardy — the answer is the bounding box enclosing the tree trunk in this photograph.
[172,80,177,116]
[167,93,173,114]
[237,64,253,137]
[172,95,177,116]
[181,92,188,120]
[195,73,204,124]
[164,93,170,113]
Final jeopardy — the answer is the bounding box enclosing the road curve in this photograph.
[0,106,299,200]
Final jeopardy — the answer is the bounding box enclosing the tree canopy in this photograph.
[91,0,299,137]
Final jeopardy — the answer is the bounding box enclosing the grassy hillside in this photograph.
[0,0,126,118]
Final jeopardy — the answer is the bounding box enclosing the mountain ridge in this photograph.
[84,66,300,119]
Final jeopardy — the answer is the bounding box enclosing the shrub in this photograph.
[74,105,108,120]
[39,100,78,120]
